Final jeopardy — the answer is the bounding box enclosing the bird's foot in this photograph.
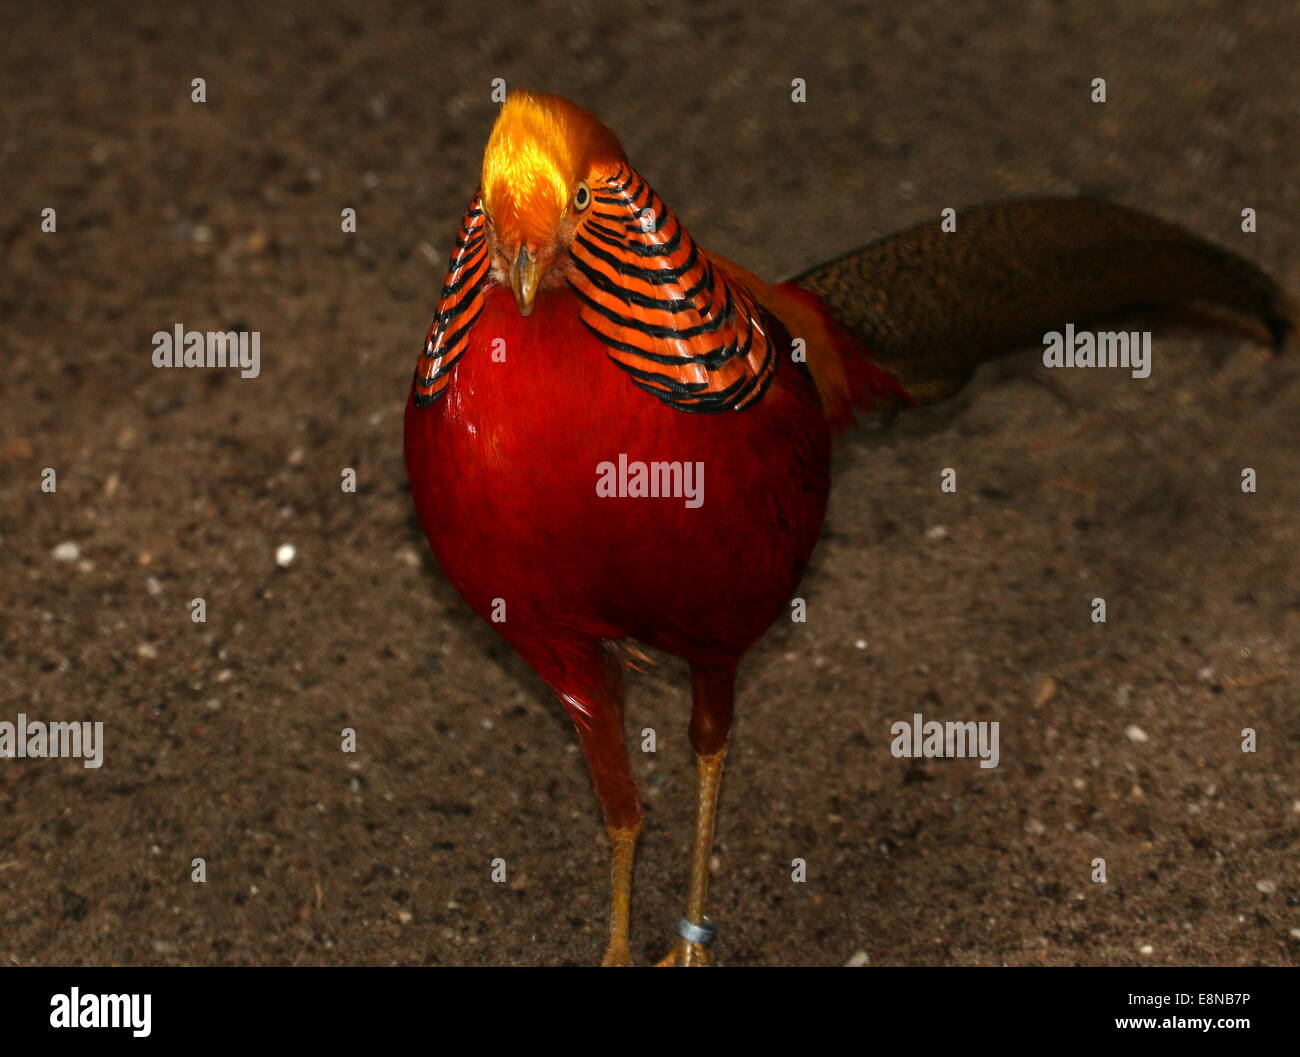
[601,941,634,967]
[655,938,709,966]
[655,917,714,966]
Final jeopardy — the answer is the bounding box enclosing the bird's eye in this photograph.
[573,181,591,212]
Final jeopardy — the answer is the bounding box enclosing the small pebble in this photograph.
[844,951,870,967]
[275,543,296,567]
[1126,725,1149,743]
[1256,880,1277,895]
[52,541,81,562]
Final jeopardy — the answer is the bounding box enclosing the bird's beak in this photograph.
[510,245,544,317]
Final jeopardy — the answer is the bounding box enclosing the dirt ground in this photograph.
[0,0,1296,967]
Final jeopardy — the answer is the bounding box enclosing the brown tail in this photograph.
[791,197,1292,409]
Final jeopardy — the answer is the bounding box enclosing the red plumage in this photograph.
[404,281,830,687]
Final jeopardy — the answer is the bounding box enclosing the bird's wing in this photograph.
[568,166,778,413]
[413,191,490,407]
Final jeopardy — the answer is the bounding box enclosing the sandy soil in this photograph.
[0,0,1296,966]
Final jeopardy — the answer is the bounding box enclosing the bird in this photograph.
[404,90,1290,966]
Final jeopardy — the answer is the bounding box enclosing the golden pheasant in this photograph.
[404,91,1290,965]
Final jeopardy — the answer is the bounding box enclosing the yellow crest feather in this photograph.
[481,92,624,248]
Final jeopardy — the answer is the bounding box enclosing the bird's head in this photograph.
[480,91,626,315]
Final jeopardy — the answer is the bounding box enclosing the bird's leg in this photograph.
[658,662,735,967]
[556,642,644,967]
[603,821,639,966]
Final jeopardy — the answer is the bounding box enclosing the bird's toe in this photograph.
[655,939,710,967]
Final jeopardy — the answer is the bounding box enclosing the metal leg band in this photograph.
[675,916,715,946]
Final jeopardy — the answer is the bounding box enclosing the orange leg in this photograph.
[658,663,735,967]
[552,641,644,966]
[602,823,640,966]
